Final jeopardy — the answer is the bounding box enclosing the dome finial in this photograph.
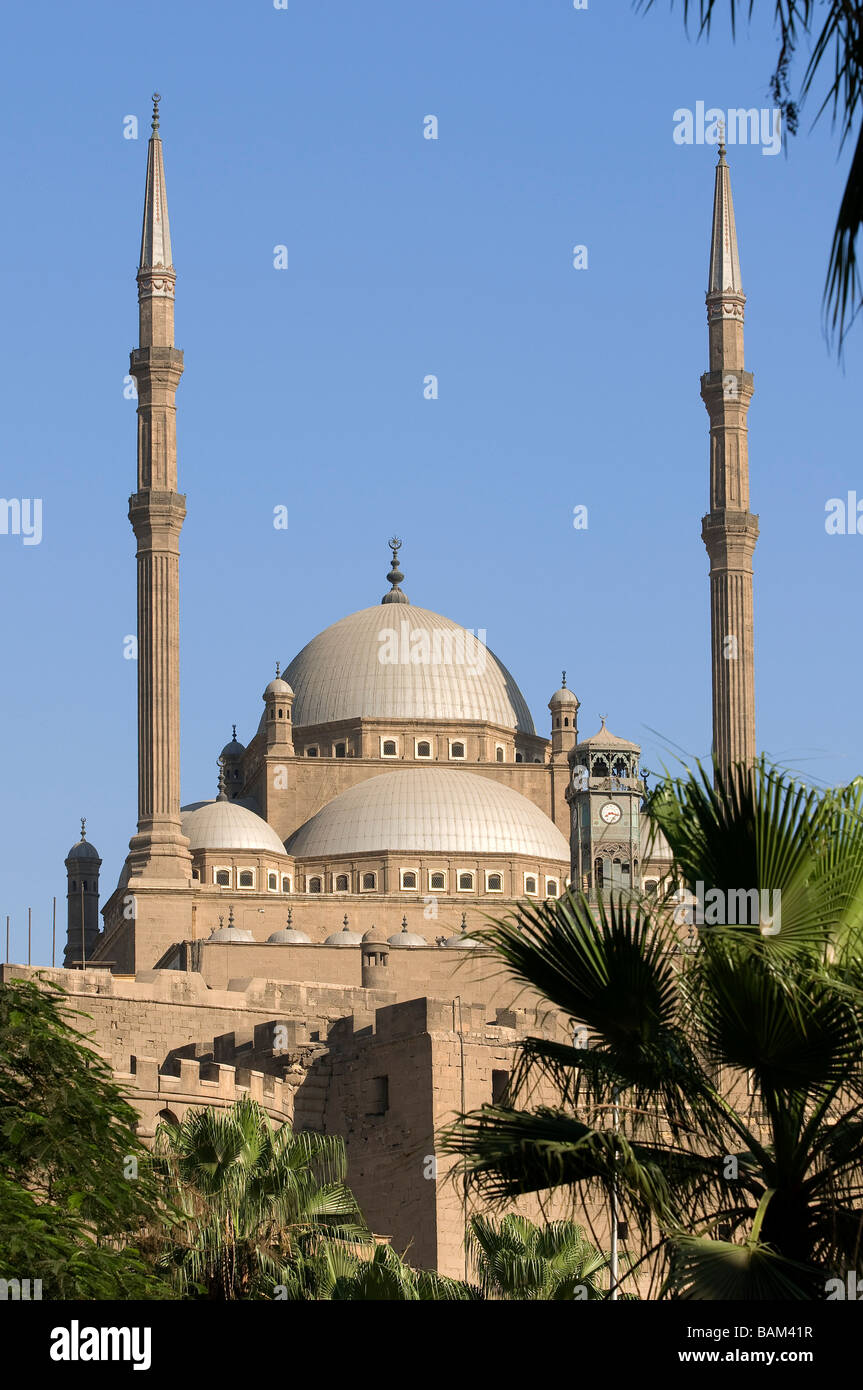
[151,92,161,135]
[561,670,567,688]
[232,723,237,740]
[599,713,607,730]
[80,817,86,842]
[228,905,235,928]
[717,117,726,162]
[287,907,293,928]
[381,536,410,605]
[343,913,350,930]
[275,660,280,679]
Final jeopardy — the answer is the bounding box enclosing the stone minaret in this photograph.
[700,137,758,774]
[126,95,192,884]
[64,820,102,967]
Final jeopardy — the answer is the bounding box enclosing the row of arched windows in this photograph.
[301,870,560,896]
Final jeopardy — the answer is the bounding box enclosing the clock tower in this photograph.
[566,718,643,899]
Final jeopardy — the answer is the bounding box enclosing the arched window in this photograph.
[450,742,466,760]
[593,757,609,778]
[215,869,231,887]
[70,880,77,891]
[645,880,658,896]
[308,876,322,894]
[361,872,377,891]
[334,743,346,758]
[82,881,88,891]
[416,740,431,758]
[278,708,283,718]
[335,874,349,892]
[306,746,319,758]
[594,858,604,891]
[281,876,291,893]
[382,739,397,757]
[401,870,418,890]
[515,752,524,763]
[564,717,569,727]
[546,879,559,897]
[524,875,538,895]
[239,870,254,888]
[268,872,278,891]
[458,872,474,891]
[486,872,503,892]
[430,871,446,891]
[496,746,504,762]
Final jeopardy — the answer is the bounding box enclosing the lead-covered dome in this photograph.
[283,605,535,733]
[180,800,288,856]
[285,768,569,861]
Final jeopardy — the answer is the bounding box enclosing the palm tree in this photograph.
[467,1213,614,1299]
[279,1239,481,1300]
[151,1096,365,1299]
[442,760,863,1299]
[639,0,863,350]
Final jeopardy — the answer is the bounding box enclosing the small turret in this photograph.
[217,725,246,799]
[549,670,579,758]
[64,819,102,968]
[262,664,295,753]
[361,923,390,987]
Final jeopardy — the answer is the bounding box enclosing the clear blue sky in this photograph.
[1,0,860,963]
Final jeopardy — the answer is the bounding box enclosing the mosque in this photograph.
[46,96,757,1275]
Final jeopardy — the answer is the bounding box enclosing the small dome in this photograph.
[549,673,578,710]
[267,908,310,944]
[207,909,255,943]
[220,728,246,759]
[387,919,427,947]
[180,799,287,856]
[267,926,311,944]
[325,918,363,947]
[264,677,294,698]
[362,924,388,944]
[444,914,479,949]
[67,837,100,862]
[574,716,639,752]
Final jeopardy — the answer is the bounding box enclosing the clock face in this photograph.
[599,802,622,826]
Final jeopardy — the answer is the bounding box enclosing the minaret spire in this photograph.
[126,94,192,886]
[700,145,758,776]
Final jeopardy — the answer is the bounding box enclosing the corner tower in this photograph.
[126,94,192,884]
[700,138,758,773]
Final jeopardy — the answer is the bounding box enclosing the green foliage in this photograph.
[0,975,171,1298]
[279,1239,481,1301]
[150,1096,367,1299]
[467,1213,615,1299]
[442,762,863,1300]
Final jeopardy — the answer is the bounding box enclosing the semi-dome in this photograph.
[285,768,569,861]
[283,605,535,733]
[180,800,287,856]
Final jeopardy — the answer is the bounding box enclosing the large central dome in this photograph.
[284,605,535,733]
[286,768,568,859]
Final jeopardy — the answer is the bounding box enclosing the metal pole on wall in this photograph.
[52,897,56,967]
[5,915,8,964]
[28,907,31,966]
